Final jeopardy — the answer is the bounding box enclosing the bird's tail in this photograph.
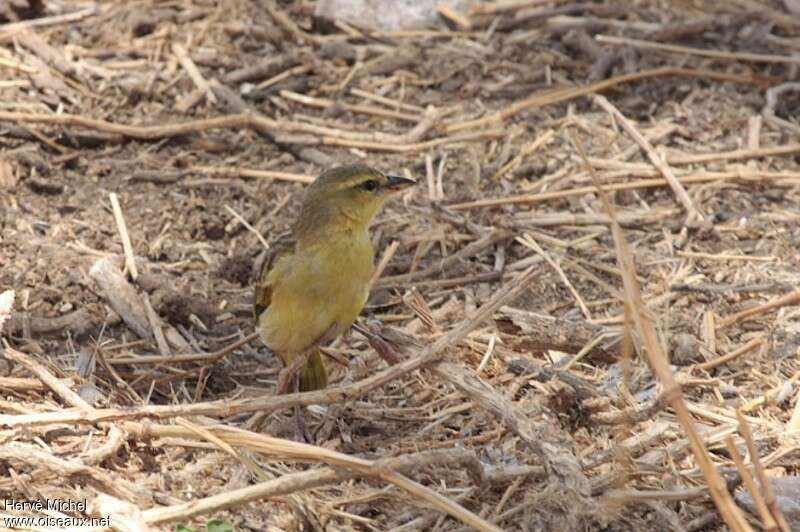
[299,349,328,392]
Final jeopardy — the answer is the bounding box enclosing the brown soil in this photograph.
[1,1,800,530]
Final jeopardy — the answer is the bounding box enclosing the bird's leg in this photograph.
[244,411,267,432]
[276,323,338,395]
[275,349,312,395]
[274,350,315,442]
[292,376,313,443]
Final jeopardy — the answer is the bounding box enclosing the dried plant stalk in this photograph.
[569,130,753,532]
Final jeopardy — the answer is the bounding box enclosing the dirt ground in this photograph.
[2,0,800,530]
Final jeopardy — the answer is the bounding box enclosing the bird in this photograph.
[253,164,415,397]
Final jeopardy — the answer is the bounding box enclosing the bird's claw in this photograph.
[294,406,313,443]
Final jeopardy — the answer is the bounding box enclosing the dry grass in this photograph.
[2,0,800,530]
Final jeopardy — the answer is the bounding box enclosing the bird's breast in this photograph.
[259,230,374,354]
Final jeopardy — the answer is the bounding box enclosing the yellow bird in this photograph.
[254,164,415,393]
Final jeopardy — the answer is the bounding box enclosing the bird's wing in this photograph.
[253,231,296,321]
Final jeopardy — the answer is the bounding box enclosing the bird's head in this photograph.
[297,164,415,233]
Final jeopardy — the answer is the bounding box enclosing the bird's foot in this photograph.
[293,406,313,443]
[275,351,311,395]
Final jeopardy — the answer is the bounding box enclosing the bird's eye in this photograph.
[360,180,379,192]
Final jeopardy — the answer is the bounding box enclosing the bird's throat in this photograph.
[295,201,370,241]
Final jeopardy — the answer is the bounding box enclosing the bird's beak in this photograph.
[385,174,416,191]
